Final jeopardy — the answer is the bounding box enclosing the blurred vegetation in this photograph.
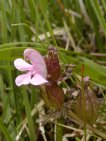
[0,0,106,141]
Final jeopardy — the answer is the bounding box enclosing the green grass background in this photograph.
[0,0,106,141]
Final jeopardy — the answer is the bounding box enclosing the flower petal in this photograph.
[15,73,31,86]
[24,48,47,78]
[14,58,33,71]
[30,74,48,85]
[84,76,89,82]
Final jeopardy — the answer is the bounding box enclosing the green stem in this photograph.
[81,65,86,141]
[22,87,36,141]
[56,118,64,141]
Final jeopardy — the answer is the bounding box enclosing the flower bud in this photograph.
[45,46,60,82]
[45,81,64,110]
[75,84,99,125]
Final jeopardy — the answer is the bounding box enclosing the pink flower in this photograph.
[14,48,48,86]
[84,76,89,82]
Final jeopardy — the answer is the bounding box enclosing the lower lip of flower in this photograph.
[27,70,36,78]
[31,70,36,77]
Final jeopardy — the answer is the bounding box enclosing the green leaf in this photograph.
[59,50,106,88]
[89,0,106,37]
[0,118,13,141]
[0,46,47,60]
[75,57,106,88]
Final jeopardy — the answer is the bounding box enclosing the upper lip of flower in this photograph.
[14,48,48,86]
